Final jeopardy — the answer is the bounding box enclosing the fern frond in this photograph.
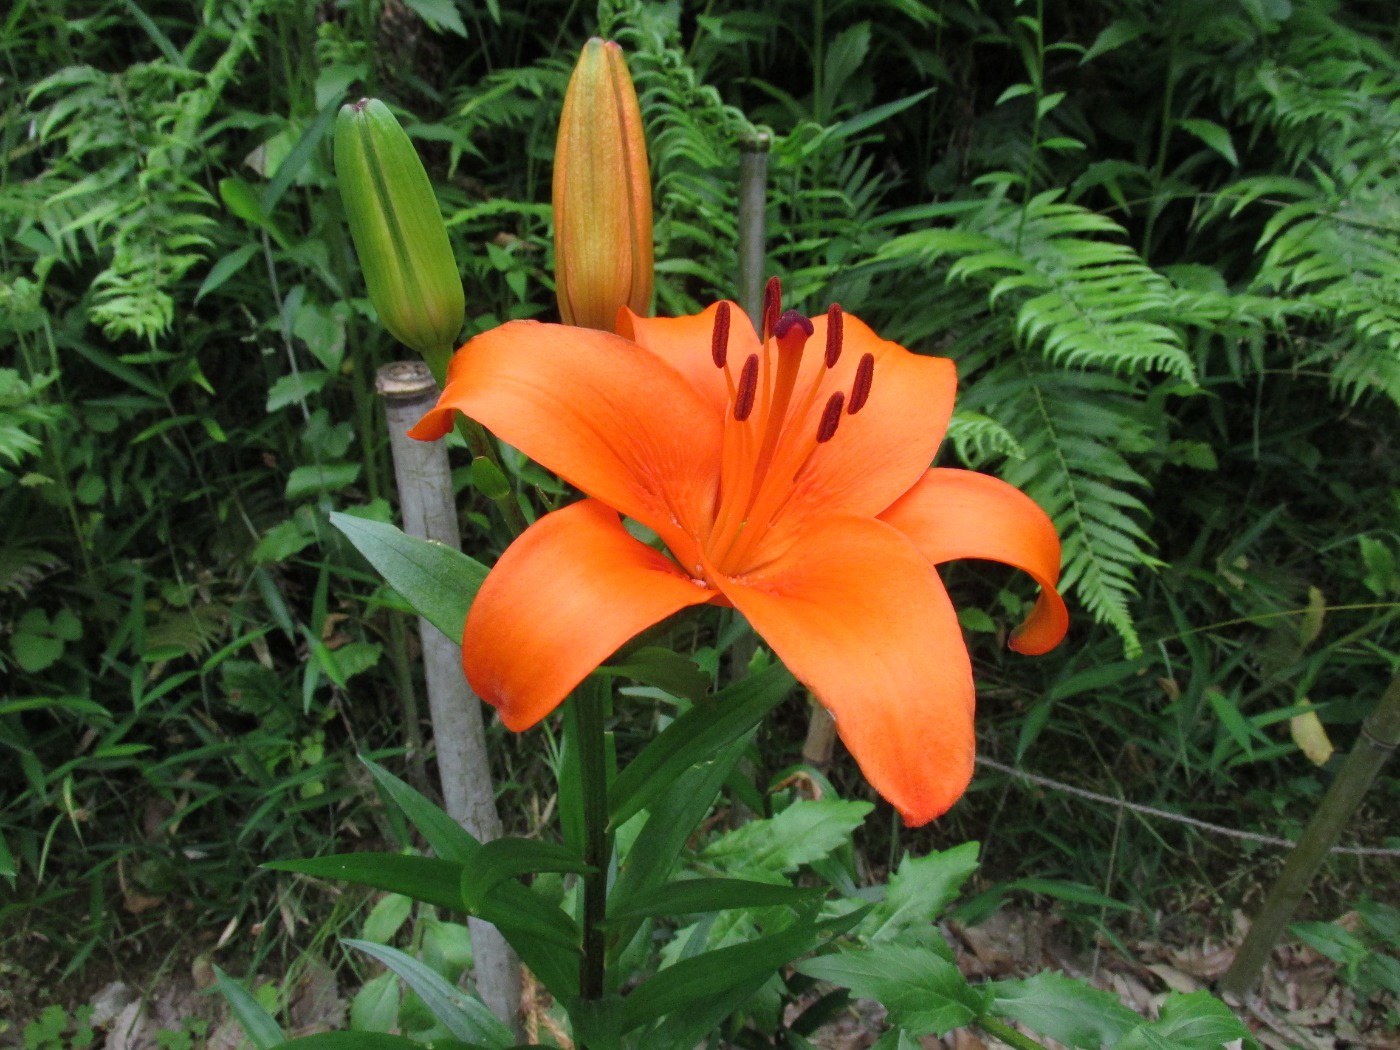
[944,410,1024,468]
[881,188,1197,380]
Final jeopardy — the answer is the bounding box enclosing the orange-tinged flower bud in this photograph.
[553,39,654,332]
[335,98,464,376]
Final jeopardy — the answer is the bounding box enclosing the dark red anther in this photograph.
[847,352,874,414]
[773,309,813,342]
[711,301,731,369]
[761,276,781,339]
[824,304,843,368]
[734,354,760,421]
[816,391,845,443]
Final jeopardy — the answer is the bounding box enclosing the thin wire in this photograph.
[975,756,1400,858]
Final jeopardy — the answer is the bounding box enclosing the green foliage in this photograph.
[5,2,1400,1043]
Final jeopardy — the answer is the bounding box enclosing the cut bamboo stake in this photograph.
[377,361,523,1035]
[1220,670,1400,998]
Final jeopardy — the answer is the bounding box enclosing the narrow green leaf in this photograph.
[1177,118,1239,166]
[459,838,592,910]
[195,243,259,303]
[120,0,185,67]
[1081,18,1150,63]
[266,849,581,999]
[266,853,466,912]
[267,1036,476,1050]
[609,662,794,829]
[400,0,469,36]
[361,757,483,862]
[343,939,513,1049]
[825,87,935,142]
[212,966,283,1050]
[329,513,488,642]
[609,736,753,913]
[262,97,341,213]
[357,759,581,1001]
[620,908,865,1035]
[1005,878,1135,911]
[606,877,821,921]
[603,645,711,703]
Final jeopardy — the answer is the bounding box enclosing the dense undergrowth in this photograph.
[2,0,1398,1017]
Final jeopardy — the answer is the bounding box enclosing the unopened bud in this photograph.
[553,39,654,332]
[335,98,464,377]
[470,456,511,501]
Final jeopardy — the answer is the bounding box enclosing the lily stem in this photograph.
[975,1017,1050,1050]
[574,676,612,1006]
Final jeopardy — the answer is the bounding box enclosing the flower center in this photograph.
[704,278,876,574]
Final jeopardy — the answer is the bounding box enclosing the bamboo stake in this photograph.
[1220,670,1400,998]
[377,361,523,1036]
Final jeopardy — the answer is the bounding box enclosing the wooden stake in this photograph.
[377,361,523,1036]
[1220,670,1400,998]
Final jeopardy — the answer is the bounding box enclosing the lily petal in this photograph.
[767,313,957,547]
[465,499,718,730]
[711,515,975,826]
[618,301,759,418]
[880,468,1068,656]
[409,320,722,564]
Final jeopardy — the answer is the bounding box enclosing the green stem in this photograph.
[453,416,531,537]
[1014,0,1046,251]
[571,677,612,1007]
[975,1016,1050,1050]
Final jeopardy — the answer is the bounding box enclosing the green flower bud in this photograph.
[470,456,512,501]
[335,98,464,377]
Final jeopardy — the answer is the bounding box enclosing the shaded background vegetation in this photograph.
[2,0,1397,1003]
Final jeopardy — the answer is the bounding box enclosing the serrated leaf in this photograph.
[267,371,332,412]
[285,462,360,499]
[988,971,1139,1048]
[700,799,873,878]
[1115,990,1249,1049]
[862,843,981,943]
[798,943,987,1036]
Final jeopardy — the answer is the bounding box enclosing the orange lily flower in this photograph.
[409,282,1068,825]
